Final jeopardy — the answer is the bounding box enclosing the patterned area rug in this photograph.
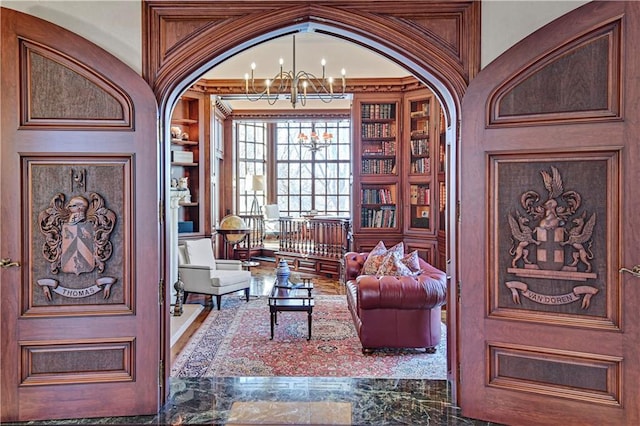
[171,295,447,379]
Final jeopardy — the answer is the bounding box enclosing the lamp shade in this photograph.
[245,174,265,192]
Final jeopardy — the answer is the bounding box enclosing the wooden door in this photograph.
[0,8,160,422]
[459,2,639,424]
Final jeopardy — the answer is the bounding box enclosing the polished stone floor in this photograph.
[8,263,499,425]
[10,377,498,425]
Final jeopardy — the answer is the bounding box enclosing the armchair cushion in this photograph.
[184,238,216,270]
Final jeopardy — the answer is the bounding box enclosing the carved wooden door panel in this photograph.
[0,8,159,422]
[459,2,640,424]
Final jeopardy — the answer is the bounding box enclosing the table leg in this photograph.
[307,310,312,340]
[270,309,275,340]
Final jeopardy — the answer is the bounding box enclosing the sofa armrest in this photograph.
[344,252,368,281]
[215,259,243,271]
[357,272,447,310]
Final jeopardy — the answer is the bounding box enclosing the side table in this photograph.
[241,260,260,271]
[268,279,314,340]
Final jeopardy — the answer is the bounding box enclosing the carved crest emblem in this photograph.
[37,192,117,300]
[505,166,598,309]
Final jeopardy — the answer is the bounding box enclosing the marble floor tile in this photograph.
[10,377,500,425]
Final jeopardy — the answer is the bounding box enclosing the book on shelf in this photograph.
[361,187,393,204]
[361,206,396,228]
[361,103,395,120]
[411,158,431,174]
[410,139,429,156]
[409,185,430,204]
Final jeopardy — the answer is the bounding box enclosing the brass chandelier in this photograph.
[244,35,346,109]
[297,129,333,152]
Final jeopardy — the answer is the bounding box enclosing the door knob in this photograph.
[0,258,21,269]
[619,265,640,278]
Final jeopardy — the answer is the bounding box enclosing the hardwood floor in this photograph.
[170,261,345,360]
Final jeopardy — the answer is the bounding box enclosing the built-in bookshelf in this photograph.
[359,101,397,176]
[409,96,431,175]
[405,90,436,234]
[360,184,397,228]
[170,91,205,237]
[409,183,431,229]
[353,94,401,237]
[352,89,446,271]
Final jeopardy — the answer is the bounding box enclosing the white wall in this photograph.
[2,1,590,76]
[1,0,142,73]
[481,0,590,67]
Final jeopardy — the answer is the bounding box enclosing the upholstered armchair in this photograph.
[177,239,251,310]
[263,204,281,239]
[344,249,447,353]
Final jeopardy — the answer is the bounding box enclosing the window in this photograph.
[275,121,351,217]
[236,122,267,214]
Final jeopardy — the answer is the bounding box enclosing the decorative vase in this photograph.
[275,259,291,285]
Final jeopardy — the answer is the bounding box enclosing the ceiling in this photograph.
[201,32,412,110]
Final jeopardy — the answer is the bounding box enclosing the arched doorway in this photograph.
[144,1,479,402]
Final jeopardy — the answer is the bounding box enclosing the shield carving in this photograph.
[39,192,116,275]
[535,227,565,271]
[61,222,95,274]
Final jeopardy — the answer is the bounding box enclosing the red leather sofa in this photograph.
[344,251,447,353]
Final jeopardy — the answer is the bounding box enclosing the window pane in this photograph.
[272,120,351,216]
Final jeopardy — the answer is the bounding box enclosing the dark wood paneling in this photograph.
[143,1,480,102]
[21,41,132,129]
[490,21,621,126]
[489,343,621,406]
[21,339,134,386]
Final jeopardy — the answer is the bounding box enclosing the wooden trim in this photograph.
[143,1,479,105]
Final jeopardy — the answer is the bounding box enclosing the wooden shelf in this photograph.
[171,138,199,146]
[171,162,198,167]
[171,90,208,239]
[171,118,197,124]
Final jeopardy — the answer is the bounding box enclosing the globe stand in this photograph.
[216,214,250,259]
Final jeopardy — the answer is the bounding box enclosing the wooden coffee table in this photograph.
[268,278,314,340]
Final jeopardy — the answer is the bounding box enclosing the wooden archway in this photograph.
[143,1,480,111]
[143,0,480,400]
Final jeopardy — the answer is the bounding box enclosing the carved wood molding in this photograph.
[143,1,479,107]
[488,19,622,128]
[201,76,423,96]
[228,109,350,120]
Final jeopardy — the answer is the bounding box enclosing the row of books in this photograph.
[361,159,396,174]
[361,207,396,228]
[410,158,431,174]
[361,188,394,204]
[361,103,395,120]
[410,185,431,204]
[362,141,396,156]
[410,139,429,156]
[361,122,396,138]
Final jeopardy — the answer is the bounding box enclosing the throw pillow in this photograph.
[401,250,421,272]
[376,251,414,276]
[361,241,387,275]
[362,241,405,275]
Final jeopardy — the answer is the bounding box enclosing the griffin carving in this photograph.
[508,213,540,268]
[561,211,596,272]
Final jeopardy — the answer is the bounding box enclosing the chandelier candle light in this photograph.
[244,35,346,108]
[297,129,333,152]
